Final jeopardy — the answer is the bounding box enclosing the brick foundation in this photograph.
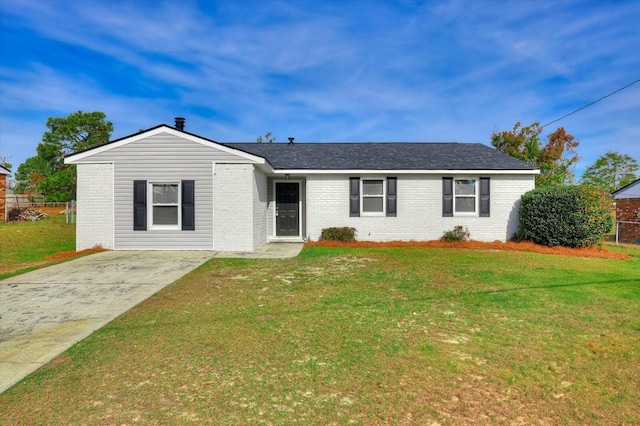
[616,198,640,243]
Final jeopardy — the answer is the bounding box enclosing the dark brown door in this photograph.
[276,182,299,237]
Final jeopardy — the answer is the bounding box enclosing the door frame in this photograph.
[272,179,302,239]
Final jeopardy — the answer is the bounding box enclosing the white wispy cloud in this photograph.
[1,0,638,175]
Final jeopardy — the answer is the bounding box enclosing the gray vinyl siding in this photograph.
[77,132,257,250]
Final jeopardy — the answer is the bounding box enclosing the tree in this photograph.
[580,151,639,193]
[0,155,11,171]
[15,111,113,201]
[491,122,579,187]
[256,131,275,143]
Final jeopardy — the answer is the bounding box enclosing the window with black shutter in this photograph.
[133,180,147,230]
[442,177,453,217]
[479,177,490,217]
[443,177,490,217]
[386,177,397,217]
[182,180,195,230]
[134,180,196,230]
[349,177,360,217]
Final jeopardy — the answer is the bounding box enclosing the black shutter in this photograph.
[349,177,360,217]
[133,180,147,231]
[442,177,453,217]
[182,180,195,230]
[479,177,490,217]
[387,177,397,217]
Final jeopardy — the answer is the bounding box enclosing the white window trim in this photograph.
[361,177,386,216]
[148,181,181,230]
[453,177,479,217]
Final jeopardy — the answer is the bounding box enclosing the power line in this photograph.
[540,78,640,129]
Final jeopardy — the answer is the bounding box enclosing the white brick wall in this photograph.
[252,168,268,250]
[214,164,258,251]
[76,163,114,250]
[306,174,534,242]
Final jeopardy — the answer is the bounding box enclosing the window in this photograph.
[350,177,397,217]
[362,179,385,214]
[442,177,490,217]
[133,180,195,231]
[151,183,180,228]
[454,179,477,213]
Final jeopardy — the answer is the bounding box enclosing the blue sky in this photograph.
[1,0,639,179]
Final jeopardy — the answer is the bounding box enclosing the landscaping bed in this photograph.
[307,239,632,260]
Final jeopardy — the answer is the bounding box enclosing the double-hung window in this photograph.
[442,177,490,217]
[454,178,477,214]
[361,179,385,215]
[151,183,180,228]
[349,177,397,217]
[133,180,195,231]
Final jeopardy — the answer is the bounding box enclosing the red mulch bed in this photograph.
[45,247,106,260]
[306,240,632,260]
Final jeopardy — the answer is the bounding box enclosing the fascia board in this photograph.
[64,126,268,165]
[273,169,540,175]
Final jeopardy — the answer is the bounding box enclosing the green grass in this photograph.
[1,246,639,424]
[0,217,78,279]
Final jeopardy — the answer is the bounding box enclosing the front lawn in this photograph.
[0,217,97,279]
[1,245,639,424]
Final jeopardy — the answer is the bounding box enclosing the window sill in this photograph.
[149,225,181,230]
[361,212,386,217]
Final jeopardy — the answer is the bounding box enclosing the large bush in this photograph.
[517,185,613,247]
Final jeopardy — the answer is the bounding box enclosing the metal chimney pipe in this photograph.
[175,117,185,131]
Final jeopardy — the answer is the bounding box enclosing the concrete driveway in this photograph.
[0,250,217,394]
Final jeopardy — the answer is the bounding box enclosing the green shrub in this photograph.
[441,226,470,242]
[320,227,356,242]
[517,185,613,247]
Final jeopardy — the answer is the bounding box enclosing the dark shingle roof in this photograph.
[65,124,538,172]
[223,142,537,171]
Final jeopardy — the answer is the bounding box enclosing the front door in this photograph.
[275,182,300,237]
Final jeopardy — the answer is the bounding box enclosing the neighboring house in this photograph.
[64,119,539,251]
[0,165,10,222]
[612,178,640,243]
